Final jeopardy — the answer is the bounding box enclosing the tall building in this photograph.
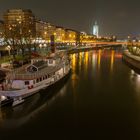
[55,26,65,42]
[93,21,99,37]
[0,20,4,37]
[35,19,46,38]
[0,20,4,46]
[65,29,77,43]
[3,9,36,38]
[44,23,56,42]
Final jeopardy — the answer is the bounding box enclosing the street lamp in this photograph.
[6,45,11,56]
[39,44,42,48]
[43,44,47,47]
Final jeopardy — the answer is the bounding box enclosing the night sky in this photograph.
[0,0,140,38]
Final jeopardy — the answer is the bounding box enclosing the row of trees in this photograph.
[3,21,38,61]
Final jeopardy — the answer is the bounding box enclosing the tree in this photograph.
[4,20,36,61]
[4,24,19,59]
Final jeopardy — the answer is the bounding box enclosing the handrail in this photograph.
[7,61,66,80]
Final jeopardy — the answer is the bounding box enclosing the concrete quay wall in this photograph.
[123,51,140,70]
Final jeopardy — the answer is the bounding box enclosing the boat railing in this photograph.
[7,61,65,80]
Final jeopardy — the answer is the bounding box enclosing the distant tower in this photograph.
[93,21,99,37]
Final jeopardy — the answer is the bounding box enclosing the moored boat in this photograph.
[0,95,13,107]
[0,52,71,107]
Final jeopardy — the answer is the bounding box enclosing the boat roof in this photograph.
[27,60,47,70]
[6,53,69,80]
[6,61,64,80]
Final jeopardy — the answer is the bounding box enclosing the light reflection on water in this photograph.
[70,49,122,75]
[130,70,140,96]
[110,50,115,72]
[97,49,101,70]
[0,78,69,129]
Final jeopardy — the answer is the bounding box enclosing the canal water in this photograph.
[1,49,140,140]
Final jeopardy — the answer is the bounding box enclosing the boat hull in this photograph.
[0,68,71,107]
[0,98,13,107]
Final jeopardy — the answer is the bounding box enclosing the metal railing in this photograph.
[7,61,65,80]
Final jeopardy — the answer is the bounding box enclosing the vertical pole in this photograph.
[0,96,1,108]
[50,35,55,53]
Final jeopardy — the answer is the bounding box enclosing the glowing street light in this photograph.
[6,45,11,56]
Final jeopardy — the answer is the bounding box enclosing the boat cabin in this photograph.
[47,57,61,66]
[31,58,48,64]
[26,60,47,72]
[8,55,65,90]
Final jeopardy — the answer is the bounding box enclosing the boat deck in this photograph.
[7,61,65,80]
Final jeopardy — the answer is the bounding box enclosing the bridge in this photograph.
[81,41,140,46]
[78,41,128,49]
[81,41,127,46]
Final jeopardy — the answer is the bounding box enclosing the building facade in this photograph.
[65,29,77,44]
[0,20,4,37]
[4,9,36,38]
[0,20,4,47]
[55,26,65,43]
[44,23,56,42]
[35,19,46,38]
[2,9,81,47]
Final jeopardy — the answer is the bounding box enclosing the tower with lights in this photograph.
[93,21,99,38]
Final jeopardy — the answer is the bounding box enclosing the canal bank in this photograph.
[68,45,122,54]
[68,46,101,54]
[123,50,140,71]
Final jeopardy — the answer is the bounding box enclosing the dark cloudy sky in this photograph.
[0,0,140,38]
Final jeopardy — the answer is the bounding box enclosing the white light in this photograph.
[39,44,42,47]
[131,70,135,74]
[44,44,47,47]
[1,96,7,101]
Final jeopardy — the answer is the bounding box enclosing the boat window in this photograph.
[49,59,53,64]
[40,77,42,81]
[27,66,37,72]
[45,75,48,79]
[36,78,39,83]
[25,81,29,85]
[48,74,51,78]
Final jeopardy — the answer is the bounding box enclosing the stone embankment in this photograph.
[122,50,140,70]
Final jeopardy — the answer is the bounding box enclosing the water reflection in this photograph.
[130,70,140,96]
[98,50,102,70]
[0,76,70,129]
[70,50,121,76]
[110,50,115,72]
[72,53,76,72]
[79,52,82,71]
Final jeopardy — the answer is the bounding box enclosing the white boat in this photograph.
[0,53,71,107]
[0,95,13,107]
[12,97,25,107]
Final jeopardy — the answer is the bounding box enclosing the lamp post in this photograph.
[39,44,42,51]
[6,45,11,56]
